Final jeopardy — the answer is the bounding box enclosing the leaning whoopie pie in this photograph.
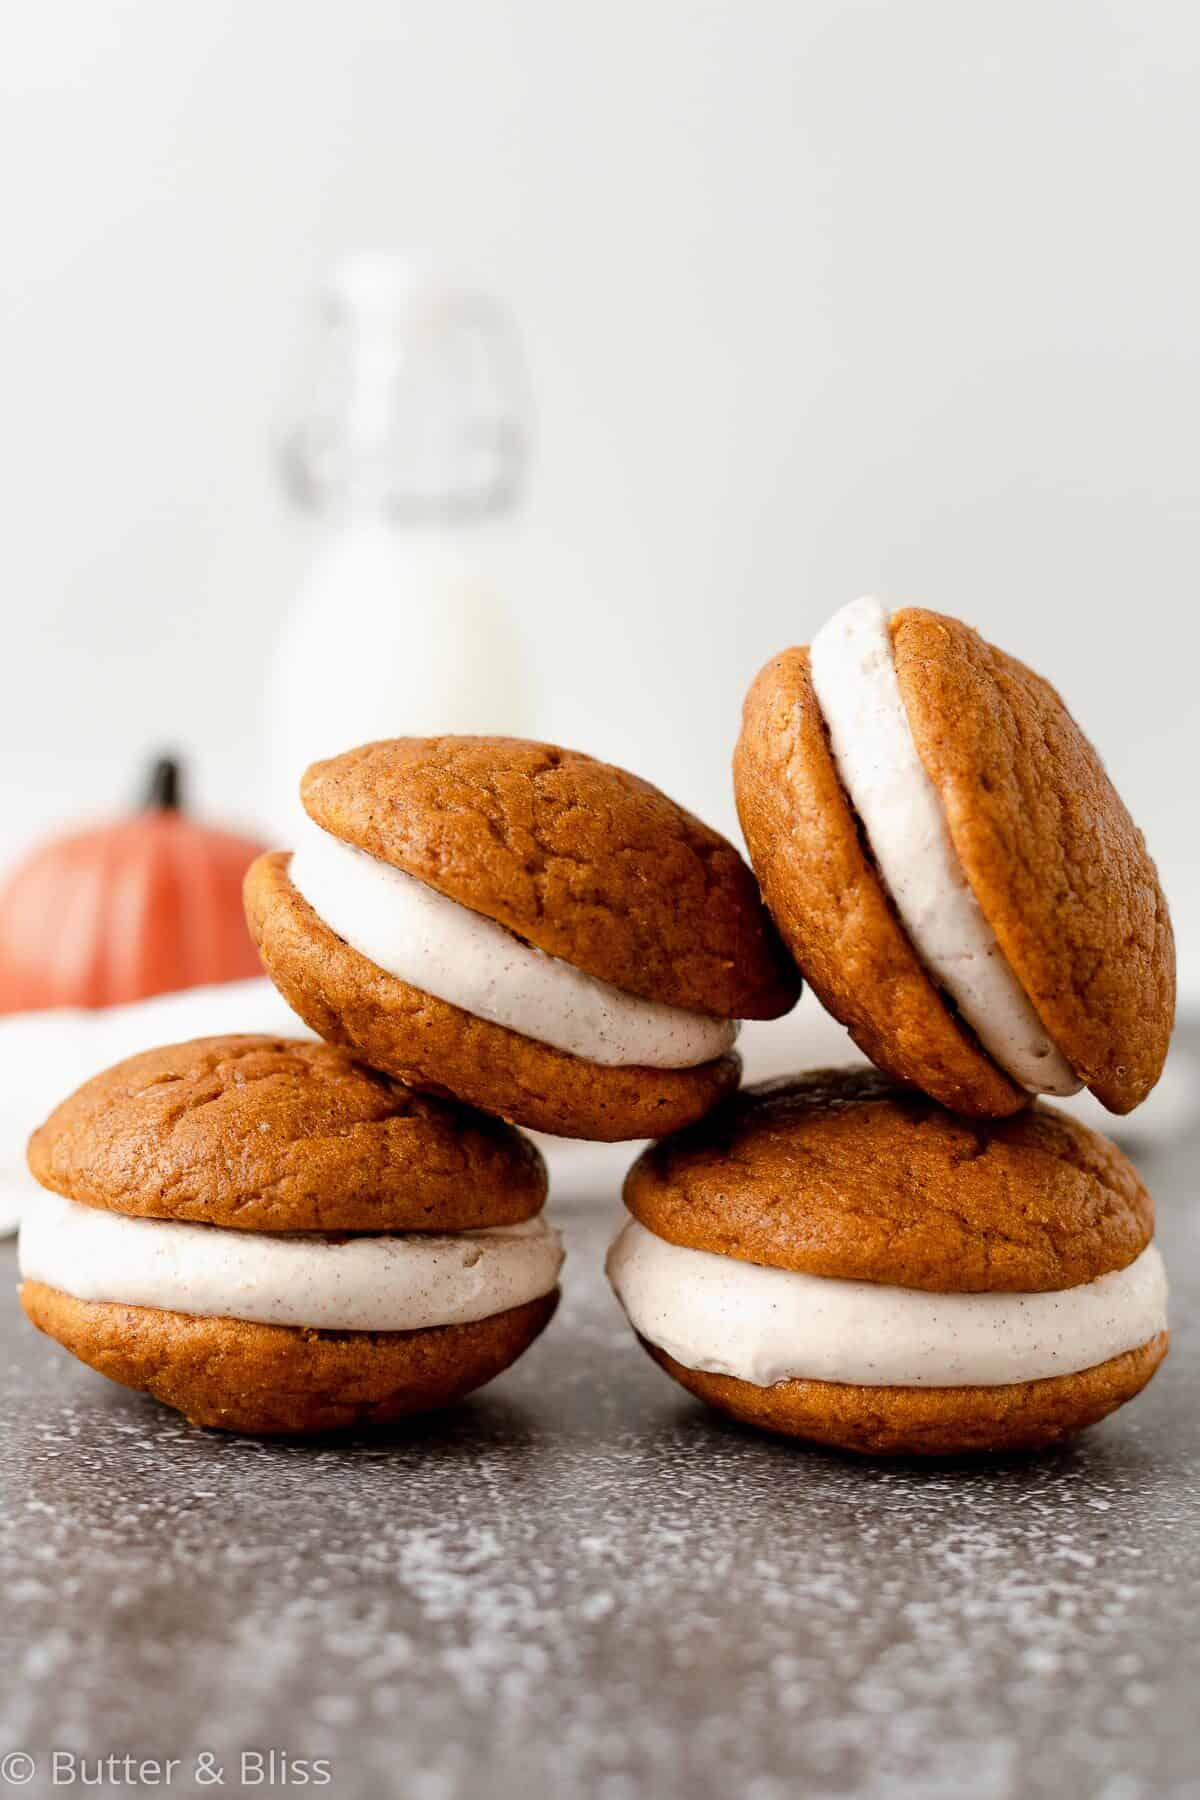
[20,1035,562,1435]
[607,1069,1168,1456]
[734,598,1175,1117]
[245,737,800,1140]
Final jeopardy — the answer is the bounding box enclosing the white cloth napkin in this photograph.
[4,983,1193,1237]
[0,978,311,1236]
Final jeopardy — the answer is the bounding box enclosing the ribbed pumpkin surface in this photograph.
[0,810,264,1014]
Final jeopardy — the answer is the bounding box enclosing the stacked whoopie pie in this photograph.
[608,598,1175,1456]
[734,597,1173,1115]
[244,736,798,1139]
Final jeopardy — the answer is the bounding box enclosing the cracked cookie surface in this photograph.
[28,1033,547,1232]
[301,735,800,1020]
[623,1068,1153,1292]
[892,609,1174,1114]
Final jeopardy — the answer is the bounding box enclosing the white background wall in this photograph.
[2,1,1198,989]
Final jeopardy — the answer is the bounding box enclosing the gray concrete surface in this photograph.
[2,1042,1198,1800]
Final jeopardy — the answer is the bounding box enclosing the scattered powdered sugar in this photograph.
[1,1159,1198,1799]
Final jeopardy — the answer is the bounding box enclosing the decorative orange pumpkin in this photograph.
[0,756,267,1015]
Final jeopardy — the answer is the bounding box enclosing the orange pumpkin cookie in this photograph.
[734,599,1174,1116]
[21,1036,562,1436]
[247,736,798,1139]
[608,1069,1168,1456]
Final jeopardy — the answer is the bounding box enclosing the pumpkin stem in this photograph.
[144,755,183,811]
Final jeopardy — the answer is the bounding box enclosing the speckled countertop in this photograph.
[1,1028,1198,1800]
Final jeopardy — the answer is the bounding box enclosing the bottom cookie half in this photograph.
[245,851,741,1141]
[642,1331,1168,1457]
[22,1281,559,1436]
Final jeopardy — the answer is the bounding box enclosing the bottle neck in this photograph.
[327,482,518,529]
[284,287,528,522]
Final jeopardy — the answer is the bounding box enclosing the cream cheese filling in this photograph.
[808,596,1080,1096]
[606,1219,1166,1389]
[288,818,738,1070]
[20,1191,564,1333]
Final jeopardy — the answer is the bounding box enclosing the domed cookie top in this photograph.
[28,1034,547,1232]
[891,608,1174,1113]
[624,1068,1154,1293]
[734,600,1174,1115]
[301,736,799,1020]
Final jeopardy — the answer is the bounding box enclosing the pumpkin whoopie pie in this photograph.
[245,737,800,1140]
[734,598,1175,1117]
[607,1069,1168,1456]
[20,1035,562,1435]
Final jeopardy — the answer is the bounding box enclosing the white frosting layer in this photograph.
[20,1191,563,1332]
[808,597,1080,1097]
[288,818,738,1070]
[606,1219,1166,1389]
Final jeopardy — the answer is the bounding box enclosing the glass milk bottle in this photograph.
[266,255,533,836]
